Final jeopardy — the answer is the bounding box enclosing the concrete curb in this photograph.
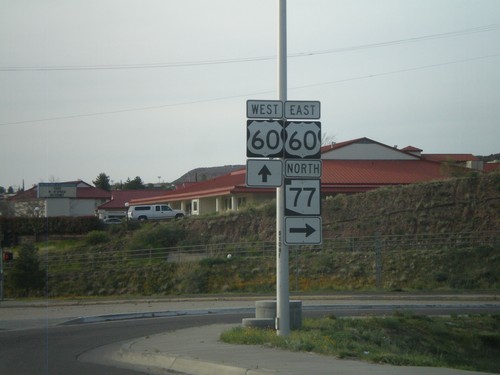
[113,342,276,375]
[61,307,255,325]
[61,303,500,326]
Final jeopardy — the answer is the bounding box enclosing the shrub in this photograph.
[85,230,110,245]
[127,223,186,250]
[8,242,46,296]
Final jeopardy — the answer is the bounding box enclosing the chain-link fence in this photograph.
[40,231,498,267]
[4,231,498,296]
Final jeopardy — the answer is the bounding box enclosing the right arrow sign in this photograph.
[285,217,322,245]
[290,223,316,237]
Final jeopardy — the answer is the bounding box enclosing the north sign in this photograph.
[285,217,322,245]
[284,121,321,159]
[284,178,321,216]
[246,120,284,158]
[284,101,320,119]
[246,159,283,188]
[247,100,283,119]
[285,160,322,178]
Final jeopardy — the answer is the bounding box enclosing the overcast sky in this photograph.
[1,0,499,189]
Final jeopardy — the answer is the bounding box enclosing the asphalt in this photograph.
[1,294,499,375]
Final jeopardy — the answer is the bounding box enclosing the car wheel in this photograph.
[175,214,184,219]
[138,216,147,221]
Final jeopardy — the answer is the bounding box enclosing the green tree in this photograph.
[123,176,145,190]
[93,172,111,191]
[10,242,45,296]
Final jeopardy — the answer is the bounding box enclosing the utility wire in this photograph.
[1,52,499,127]
[1,23,499,72]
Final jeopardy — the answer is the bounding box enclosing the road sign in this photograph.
[247,120,284,158]
[247,100,283,119]
[284,178,321,216]
[246,159,283,187]
[285,217,322,244]
[284,121,321,159]
[284,101,320,119]
[285,160,322,178]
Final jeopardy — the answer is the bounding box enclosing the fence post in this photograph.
[375,232,382,290]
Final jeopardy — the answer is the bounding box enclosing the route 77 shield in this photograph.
[284,179,321,216]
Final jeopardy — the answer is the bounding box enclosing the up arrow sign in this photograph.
[246,159,283,188]
[258,165,272,183]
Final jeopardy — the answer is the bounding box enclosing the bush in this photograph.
[0,216,101,237]
[127,223,186,250]
[8,242,45,296]
[85,230,110,245]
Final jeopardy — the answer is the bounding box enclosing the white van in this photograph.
[127,204,185,221]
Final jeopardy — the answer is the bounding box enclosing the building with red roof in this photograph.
[10,138,491,218]
[127,137,488,216]
[8,180,111,217]
[96,189,173,219]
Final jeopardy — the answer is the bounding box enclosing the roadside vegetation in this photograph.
[221,313,500,373]
[2,172,498,297]
[3,219,498,297]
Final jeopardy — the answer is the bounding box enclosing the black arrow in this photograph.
[258,165,272,183]
[290,223,316,237]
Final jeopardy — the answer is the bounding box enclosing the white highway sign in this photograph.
[246,120,284,158]
[246,159,283,187]
[284,101,320,119]
[284,121,321,159]
[247,100,283,119]
[284,178,321,216]
[285,160,322,178]
[285,217,322,245]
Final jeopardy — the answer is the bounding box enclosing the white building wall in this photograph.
[45,199,70,216]
[323,143,417,160]
[70,199,98,216]
[200,198,217,215]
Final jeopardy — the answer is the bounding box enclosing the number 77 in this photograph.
[290,187,316,207]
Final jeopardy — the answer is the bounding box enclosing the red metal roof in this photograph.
[8,181,111,201]
[322,159,444,184]
[484,162,500,173]
[98,190,171,209]
[129,158,452,204]
[128,168,249,205]
[76,186,110,199]
[422,154,479,162]
[401,145,423,152]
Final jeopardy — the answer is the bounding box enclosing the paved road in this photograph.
[0,294,498,375]
[0,312,248,375]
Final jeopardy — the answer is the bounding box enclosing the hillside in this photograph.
[478,153,500,162]
[179,172,500,242]
[172,165,244,185]
[5,172,499,297]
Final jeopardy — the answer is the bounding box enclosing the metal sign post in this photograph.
[246,1,321,336]
[276,0,289,337]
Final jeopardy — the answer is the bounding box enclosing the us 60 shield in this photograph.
[246,120,284,158]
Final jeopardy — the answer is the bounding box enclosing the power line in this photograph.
[290,53,500,90]
[1,53,499,127]
[1,23,499,72]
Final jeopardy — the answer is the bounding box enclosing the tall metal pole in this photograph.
[276,0,290,336]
